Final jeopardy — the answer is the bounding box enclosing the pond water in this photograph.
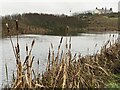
[0,31,119,87]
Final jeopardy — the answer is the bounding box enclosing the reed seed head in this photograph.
[60,37,63,44]
[6,23,9,28]
[6,23,10,33]
[31,40,35,48]
[26,44,28,52]
[15,20,18,30]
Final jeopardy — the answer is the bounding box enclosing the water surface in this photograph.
[0,32,119,87]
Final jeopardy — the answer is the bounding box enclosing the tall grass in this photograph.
[3,20,120,89]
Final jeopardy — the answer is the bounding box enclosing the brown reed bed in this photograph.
[2,20,120,89]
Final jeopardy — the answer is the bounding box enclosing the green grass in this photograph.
[107,82,120,89]
[106,74,120,89]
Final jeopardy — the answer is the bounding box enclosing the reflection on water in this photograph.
[0,32,119,87]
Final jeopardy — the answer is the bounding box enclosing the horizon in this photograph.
[0,0,119,16]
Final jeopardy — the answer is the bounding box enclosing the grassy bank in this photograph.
[2,13,118,37]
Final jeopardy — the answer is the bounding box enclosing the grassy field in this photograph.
[2,20,120,89]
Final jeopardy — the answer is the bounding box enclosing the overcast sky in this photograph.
[0,0,120,16]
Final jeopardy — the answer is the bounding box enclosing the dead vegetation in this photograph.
[3,20,120,89]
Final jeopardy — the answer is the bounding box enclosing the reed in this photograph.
[3,21,120,89]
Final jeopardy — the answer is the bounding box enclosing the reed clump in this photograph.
[3,21,120,89]
[42,37,120,89]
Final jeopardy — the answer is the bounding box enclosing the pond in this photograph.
[0,31,119,87]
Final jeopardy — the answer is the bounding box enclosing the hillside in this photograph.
[2,13,118,37]
[86,14,118,31]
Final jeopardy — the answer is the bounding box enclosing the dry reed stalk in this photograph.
[69,36,71,50]
[65,37,68,50]
[47,48,51,71]
[15,43,23,82]
[26,44,28,56]
[37,60,39,78]
[50,43,56,87]
[26,55,32,88]
[15,20,19,44]
[55,37,63,66]
[35,84,44,88]
[30,56,34,68]
[6,22,24,88]
[32,69,36,82]
[62,63,67,89]
[14,80,22,89]
[5,63,9,88]
[26,40,35,86]
[25,73,29,87]
[11,37,35,88]
[53,64,63,88]
[60,50,63,63]
[98,66,110,76]
[12,74,24,88]
[51,43,54,66]
[6,23,16,59]
[12,71,15,83]
[22,40,35,88]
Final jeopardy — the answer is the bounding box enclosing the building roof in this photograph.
[96,8,113,13]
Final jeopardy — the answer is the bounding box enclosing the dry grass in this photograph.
[3,20,120,89]
[41,37,120,89]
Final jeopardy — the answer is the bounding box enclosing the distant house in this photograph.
[93,7,113,14]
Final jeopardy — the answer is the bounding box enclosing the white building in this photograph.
[93,7,113,14]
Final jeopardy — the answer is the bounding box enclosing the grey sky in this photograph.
[0,0,119,16]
